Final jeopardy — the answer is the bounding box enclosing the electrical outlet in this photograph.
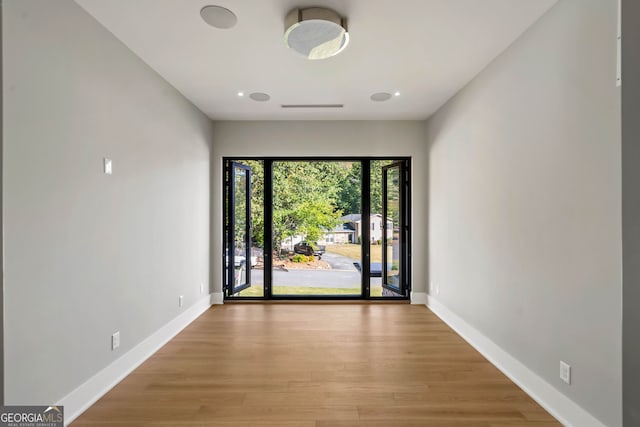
[436,284,440,296]
[560,361,571,384]
[179,295,184,307]
[111,331,120,350]
[200,283,204,294]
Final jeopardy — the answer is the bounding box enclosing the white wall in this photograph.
[2,0,212,406]
[622,0,640,424]
[211,121,428,297]
[426,0,621,425]
[0,3,4,405]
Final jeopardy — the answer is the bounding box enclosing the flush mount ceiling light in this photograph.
[284,7,349,60]
[200,5,237,29]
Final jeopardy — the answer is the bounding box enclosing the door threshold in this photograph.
[223,299,410,304]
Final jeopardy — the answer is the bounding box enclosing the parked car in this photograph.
[235,255,258,268]
[293,241,325,258]
[225,249,258,268]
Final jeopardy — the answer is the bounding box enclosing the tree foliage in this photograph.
[234,160,265,249]
[233,159,397,255]
[336,162,360,215]
[272,161,347,254]
[336,160,395,216]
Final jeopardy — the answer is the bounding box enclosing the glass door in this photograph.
[382,162,407,296]
[223,157,410,300]
[226,162,252,295]
[271,160,362,297]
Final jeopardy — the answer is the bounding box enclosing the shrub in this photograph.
[291,254,317,263]
[291,254,309,263]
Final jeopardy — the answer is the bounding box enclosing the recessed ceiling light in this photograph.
[200,5,237,29]
[371,92,392,102]
[284,7,349,60]
[237,91,245,97]
[249,92,271,102]
[394,91,401,97]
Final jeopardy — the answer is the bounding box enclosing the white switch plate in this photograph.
[616,0,622,87]
[179,295,184,307]
[560,361,571,384]
[104,158,113,175]
[111,331,120,350]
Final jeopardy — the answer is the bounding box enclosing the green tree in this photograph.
[271,161,348,255]
[336,160,394,216]
[232,159,398,256]
[370,160,391,215]
[234,160,265,249]
[336,162,361,215]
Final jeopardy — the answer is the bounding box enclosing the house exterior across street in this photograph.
[320,214,392,245]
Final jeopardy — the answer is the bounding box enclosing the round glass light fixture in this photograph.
[284,7,349,60]
[200,5,237,29]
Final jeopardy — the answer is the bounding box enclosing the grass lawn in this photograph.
[325,244,383,262]
[238,285,383,297]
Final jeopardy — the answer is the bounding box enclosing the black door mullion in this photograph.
[404,162,411,295]
[361,160,371,298]
[382,166,389,291]
[264,160,273,298]
[382,161,405,295]
[224,161,232,297]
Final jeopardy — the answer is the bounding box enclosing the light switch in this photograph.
[104,158,113,175]
[112,331,120,350]
[560,361,571,384]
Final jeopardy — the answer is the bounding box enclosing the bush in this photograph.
[291,254,309,263]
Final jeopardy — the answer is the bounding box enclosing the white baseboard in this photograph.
[410,291,428,305]
[59,294,214,426]
[425,295,605,427]
[211,291,224,304]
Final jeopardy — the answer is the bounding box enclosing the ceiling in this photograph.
[74,0,557,120]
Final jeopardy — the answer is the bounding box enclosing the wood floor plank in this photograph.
[71,304,560,426]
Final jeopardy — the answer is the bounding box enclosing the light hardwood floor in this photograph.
[72,304,560,426]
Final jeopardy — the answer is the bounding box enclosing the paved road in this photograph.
[249,269,359,287]
[320,252,358,271]
[250,269,382,288]
[274,269,360,288]
[247,251,384,288]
